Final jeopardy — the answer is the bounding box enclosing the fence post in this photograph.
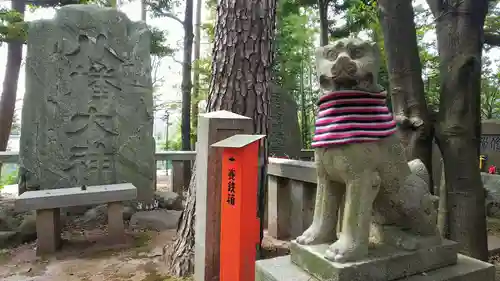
[212,134,265,281]
[267,175,291,239]
[171,160,185,194]
[194,111,253,281]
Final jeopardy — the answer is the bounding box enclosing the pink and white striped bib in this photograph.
[311,90,397,148]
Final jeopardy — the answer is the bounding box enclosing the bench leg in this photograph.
[36,208,61,256]
[108,202,125,243]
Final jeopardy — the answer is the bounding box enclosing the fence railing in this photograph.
[266,157,317,240]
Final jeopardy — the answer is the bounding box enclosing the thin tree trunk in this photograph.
[427,0,489,260]
[318,0,328,46]
[0,0,25,154]
[377,0,434,191]
[191,0,202,150]
[437,159,447,238]
[299,50,307,147]
[168,0,277,275]
[141,0,147,21]
[181,0,194,186]
[306,62,313,147]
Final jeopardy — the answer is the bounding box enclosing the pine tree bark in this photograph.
[168,0,277,276]
[426,0,489,260]
[0,0,25,153]
[377,0,434,191]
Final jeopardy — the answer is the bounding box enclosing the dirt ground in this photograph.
[0,225,288,281]
[0,227,191,281]
[487,218,500,280]
[3,219,500,281]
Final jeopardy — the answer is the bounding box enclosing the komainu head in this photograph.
[315,38,382,93]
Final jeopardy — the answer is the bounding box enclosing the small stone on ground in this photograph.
[154,191,183,210]
[129,210,182,231]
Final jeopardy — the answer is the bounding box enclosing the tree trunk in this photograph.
[318,0,329,46]
[168,161,197,276]
[181,0,194,186]
[427,0,489,260]
[140,0,147,21]
[377,0,434,191]
[168,0,277,275]
[437,159,448,237]
[191,0,202,150]
[299,51,307,148]
[0,0,25,154]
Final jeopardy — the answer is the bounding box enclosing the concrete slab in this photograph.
[289,240,458,281]
[488,235,500,256]
[1,184,18,198]
[256,254,495,281]
[15,183,137,211]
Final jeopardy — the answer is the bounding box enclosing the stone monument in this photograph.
[269,83,302,159]
[19,5,155,204]
[256,38,494,280]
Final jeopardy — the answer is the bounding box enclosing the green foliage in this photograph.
[164,138,181,150]
[150,27,175,57]
[481,57,500,120]
[27,0,93,7]
[0,169,18,189]
[274,0,319,147]
[0,9,26,43]
[164,122,182,150]
[147,0,179,18]
[0,1,169,57]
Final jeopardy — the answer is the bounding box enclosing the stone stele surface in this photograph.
[19,4,155,203]
[288,240,459,281]
[255,254,495,281]
[15,183,137,211]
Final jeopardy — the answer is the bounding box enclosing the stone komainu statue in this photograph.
[296,38,440,262]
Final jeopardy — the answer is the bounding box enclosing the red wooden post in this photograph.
[212,134,265,281]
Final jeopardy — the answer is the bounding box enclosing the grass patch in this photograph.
[130,231,154,257]
[0,249,10,264]
[141,270,193,281]
[134,231,152,248]
[488,217,500,235]
[140,260,194,281]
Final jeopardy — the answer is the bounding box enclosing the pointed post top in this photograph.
[211,134,266,148]
[201,110,251,120]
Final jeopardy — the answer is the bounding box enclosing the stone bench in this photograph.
[15,183,137,256]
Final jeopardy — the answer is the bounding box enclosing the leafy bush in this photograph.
[0,169,18,189]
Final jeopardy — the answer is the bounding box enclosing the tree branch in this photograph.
[161,12,184,26]
[328,18,367,39]
[484,32,500,47]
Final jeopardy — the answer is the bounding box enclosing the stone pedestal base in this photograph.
[256,255,495,281]
[255,240,495,281]
[35,208,61,256]
[290,240,458,281]
[107,202,125,243]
